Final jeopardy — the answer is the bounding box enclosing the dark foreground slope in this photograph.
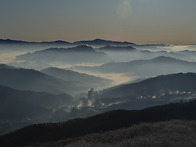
[1,99,196,147]
[34,120,196,147]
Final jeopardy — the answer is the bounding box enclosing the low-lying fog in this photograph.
[1,44,196,86]
[1,42,196,136]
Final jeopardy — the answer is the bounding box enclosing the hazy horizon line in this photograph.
[1,38,196,45]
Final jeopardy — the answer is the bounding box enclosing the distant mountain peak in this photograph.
[74,38,135,46]
[0,38,137,46]
[151,56,180,62]
[41,40,71,44]
[0,38,71,45]
[93,38,105,42]
[0,39,28,44]
[42,45,94,52]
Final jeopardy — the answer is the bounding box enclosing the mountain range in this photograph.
[52,72,196,124]
[16,45,109,64]
[0,39,70,45]
[0,39,72,51]
[99,72,196,99]
[0,84,73,136]
[1,70,195,137]
[74,39,135,47]
[41,67,112,90]
[73,72,196,114]
[0,85,72,120]
[1,99,196,147]
[0,38,135,49]
[1,38,196,146]
[71,56,196,77]
[0,64,112,95]
[0,64,74,94]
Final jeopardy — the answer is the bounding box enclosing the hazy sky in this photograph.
[0,0,196,44]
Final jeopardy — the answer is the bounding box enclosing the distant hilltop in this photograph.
[0,38,170,46]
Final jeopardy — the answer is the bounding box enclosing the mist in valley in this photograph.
[1,39,196,136]
[1,0,196,145]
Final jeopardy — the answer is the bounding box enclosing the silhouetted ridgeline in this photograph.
[1,99,196,147]
[73,38,135,46]
[41,67,112,89]
[82,72,196,112]
[0,64,90,95]
[99,72,196,98]
[16,45,109,64]
[0,39,72,51]
[0,38,134,46]
[72,56,196,76]
[0,39,71,45]
[0,85,72,121]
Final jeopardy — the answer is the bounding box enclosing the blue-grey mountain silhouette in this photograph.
[41,67,112,90]
[72,56,196,77]
[73,38,135,47]
[17,45,109,64]
[0,64,81,95]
